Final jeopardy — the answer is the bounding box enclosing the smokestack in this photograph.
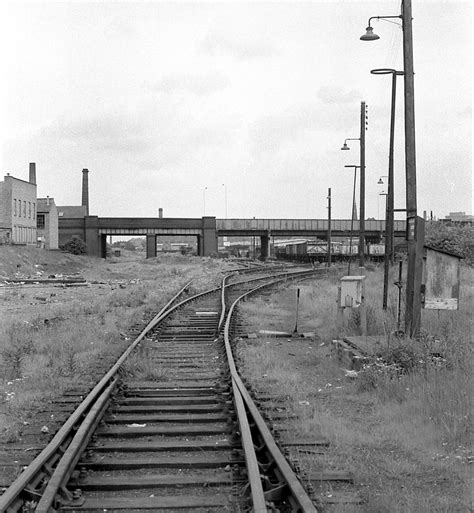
[29,163,36,185]
[46,195,50,206]
[81,168,89,216]
[158,208,163,218]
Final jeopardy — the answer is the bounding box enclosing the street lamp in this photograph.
[340,101,367,269]
[371,68,403,269]
[221,183,227,219]
[361,0,422,336]
[203,186,208,216]
[344,165,360,276]
[378,188,390,310]
[341,138,359,151]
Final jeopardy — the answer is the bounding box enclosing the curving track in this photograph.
[0,266,322,512]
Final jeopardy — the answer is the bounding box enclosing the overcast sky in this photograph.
[1,1,471,221]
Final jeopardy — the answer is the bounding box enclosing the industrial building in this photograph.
[36,196,59,249]
[0,163,37,245]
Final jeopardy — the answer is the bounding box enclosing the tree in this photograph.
[60,237,87,255]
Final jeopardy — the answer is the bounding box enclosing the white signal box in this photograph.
[338,275,366,308]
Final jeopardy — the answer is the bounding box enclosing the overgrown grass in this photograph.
[237,264,472,511]
[0,255,230,441]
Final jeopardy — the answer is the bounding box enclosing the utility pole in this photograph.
[327,187,332,266]
[359,101,366,268]
[402,0,423,336]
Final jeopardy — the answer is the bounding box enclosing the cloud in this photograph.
[200,31,277,60]
[41,113,153,154]
[152,71,230,96]
[249,102,357,155]
[317,86,361,105]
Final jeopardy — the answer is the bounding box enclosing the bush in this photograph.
[425,221,474,264]
[60,237,87,255]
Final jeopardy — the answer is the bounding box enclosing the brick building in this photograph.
[37,196,59,249]
[0,164,37,244]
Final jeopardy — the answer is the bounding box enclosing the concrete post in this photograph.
[146,235,157,259]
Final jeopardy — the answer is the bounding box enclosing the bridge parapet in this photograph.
[216,218,406,235]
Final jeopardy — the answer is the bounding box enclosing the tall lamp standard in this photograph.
[344,165,360,276]
[361,0,422,336]
[378,188,390,310]
[203,186,208,216]
[340,101,367,268]
[371,68,404,268]
[221,183,228,219]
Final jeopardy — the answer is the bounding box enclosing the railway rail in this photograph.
[1,266,323,512]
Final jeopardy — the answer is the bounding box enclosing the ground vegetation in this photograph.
[237,263,472,512]
[0,246,231,443]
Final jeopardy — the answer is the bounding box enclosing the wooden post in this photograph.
[359,101,366,268]
[402,0,420,337]
[327,188,332,266]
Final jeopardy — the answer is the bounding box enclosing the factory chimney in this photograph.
[158,208,163,218]
[81,168,89,216]
[29,163,36,185]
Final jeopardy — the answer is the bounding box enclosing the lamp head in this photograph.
[360,26,380,41]
[377,178,384,185]
[341,142,350,151]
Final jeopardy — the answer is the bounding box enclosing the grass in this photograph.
[0,254,230,442]
[237,263,472,512]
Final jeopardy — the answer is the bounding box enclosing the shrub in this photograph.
[425,221,474,264]
[60,237,87,255]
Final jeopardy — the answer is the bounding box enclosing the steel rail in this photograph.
[35,380,116,512]
[223,273,320,512]
[0,279,198,512]
[218,267,317,333]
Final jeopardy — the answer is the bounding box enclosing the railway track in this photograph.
[0,266,322,512]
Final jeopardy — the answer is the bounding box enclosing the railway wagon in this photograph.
[276,239,389,263]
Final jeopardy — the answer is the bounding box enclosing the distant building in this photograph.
[56,205,88,247]
[0,165,37,245]
[37,197,59,249]
[444,212,473,223]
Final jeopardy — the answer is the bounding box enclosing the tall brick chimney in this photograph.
[158,208,163,218]
[82,168,89,216]
[29,163,36,185]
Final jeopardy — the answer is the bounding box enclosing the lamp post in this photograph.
[340,101,367,268]
[379,189,390,310]
[344,165,360,276]
[327,188,332,267]
[372,68,403,268]
[221,183,228,219]
[361,0,422,336]
[203,186,208,216]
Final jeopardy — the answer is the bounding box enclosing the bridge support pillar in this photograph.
[84,216,101,257]
[100,234,107,258]
[146,235,157,259]
[200,217,217,256]
[260,233,270,261]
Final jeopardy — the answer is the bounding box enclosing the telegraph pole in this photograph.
[359,101,366,268]
[402,0,423,336]
[327,188,332,266]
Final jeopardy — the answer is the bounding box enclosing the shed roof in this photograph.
[424,244,464,260]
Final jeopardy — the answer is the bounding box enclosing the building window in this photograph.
[33,203,35,219]
[28,202,31,218]
[23,201,26,217]
[37,214,45,230]
[14,199,17,216]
